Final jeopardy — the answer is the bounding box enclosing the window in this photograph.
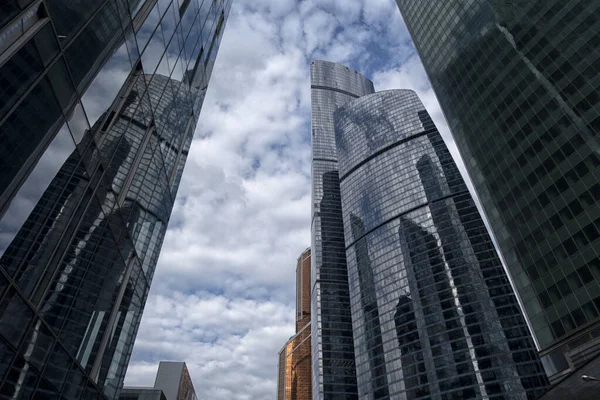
[0,1,44,58]
[179,0,192,17]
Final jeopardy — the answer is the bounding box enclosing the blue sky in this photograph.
[122,0,460,398]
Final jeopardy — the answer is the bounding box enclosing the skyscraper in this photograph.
[310,60,375,399]
[0,0,231,397]
[333,88,549,399]
[394,1,600,381]
[296,247,311,333]
[277,248,312,400]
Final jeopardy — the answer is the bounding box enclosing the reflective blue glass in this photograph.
[0,0,231,397]
[310,60,375,400]
[334,89,549,399]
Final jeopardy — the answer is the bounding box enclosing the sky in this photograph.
[122,0,463,398]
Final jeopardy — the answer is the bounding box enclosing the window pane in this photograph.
[0,122,75,259]
[0,76,63,215]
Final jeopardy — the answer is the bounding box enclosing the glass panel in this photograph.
[134,1,161,52]
[0,24,58,122]
[34,376,61,398]
[61,366,86,400]
[124,24,140,68]
[45,0,104,39]
[38,190,113,348]
[0,356,39,399]
[0,122,75,259]
[0,288,34,347]
[128,0,147,17]
[47,57,77,113]
[160,3,177,46]
[0,76,63,216]
[63,1,123,90]
[156,0,174,17]
[19,319,55,372]
[98,261,145,398]
[2,133,89,300]
[0,338,16,383]
[80,40,133,129]
[140,20,168,75]
[0,0,37,33]
[66,101,91,145]
[42,343,71,392]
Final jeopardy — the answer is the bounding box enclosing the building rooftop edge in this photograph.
[309,60,374,86]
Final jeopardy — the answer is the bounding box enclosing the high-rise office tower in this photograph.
[394,1,600,381]
[310,60,375,399]
[0,0,231,398]
[333,88,549,399]
[296,247,311,332]
[277,248,312,400]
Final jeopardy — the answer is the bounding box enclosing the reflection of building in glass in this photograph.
[334,87,549,399]
[349,215,388,398]
[310,60,374,400]
[120,361,197,400]
[278,248,312,400]
[0,1,231,398]
[278,324,312,400]
[394,1,600,381]
[0,0,144,217]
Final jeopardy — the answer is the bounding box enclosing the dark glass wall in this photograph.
[0,0,231,398]
[310,60,374,400]
[394,0,600,379]
[334,89,549,399]
[0,0,140,216]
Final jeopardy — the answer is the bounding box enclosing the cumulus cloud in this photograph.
[123,1,466,399]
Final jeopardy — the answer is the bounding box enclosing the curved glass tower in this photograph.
[394,0,600,380]
[310,60,374,399]
[333,89,549,399]
[0,0,231,397]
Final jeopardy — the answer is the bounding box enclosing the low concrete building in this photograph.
[121,361,198,400]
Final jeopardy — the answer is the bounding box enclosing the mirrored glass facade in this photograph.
[0,0,231,397]
[394,0,600,380]
[310,60,374,400]
[297,248,311,332]
[278,323,312,400]
[277,248,312,400]
[334,89,549,399]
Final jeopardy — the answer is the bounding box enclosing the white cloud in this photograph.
[123,1,467,399]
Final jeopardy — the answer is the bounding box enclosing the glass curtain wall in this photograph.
[310,60,375,400]
[0,0,231,397]
[394,0,600,380]
[334,89,549,399]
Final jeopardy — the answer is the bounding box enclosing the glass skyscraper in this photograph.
[310,60,374,399]
[394,0,600,381]
[0,0,231,397]
[333,87,549,399]
[277,248,312,400]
